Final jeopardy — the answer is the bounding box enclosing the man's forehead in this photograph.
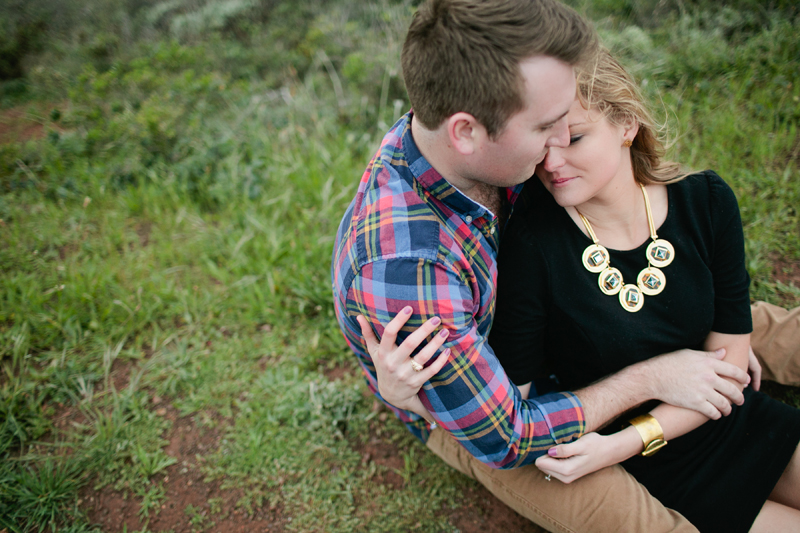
[534,108,571,130]
[517,57,576,119]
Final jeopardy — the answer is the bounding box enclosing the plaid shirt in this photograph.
[332,113,585,468]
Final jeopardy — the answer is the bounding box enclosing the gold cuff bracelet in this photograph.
[628,414,668,457]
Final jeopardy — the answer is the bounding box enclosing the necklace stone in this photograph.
[578,184,674,313]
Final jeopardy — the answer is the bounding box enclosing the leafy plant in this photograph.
[0,458,90,532]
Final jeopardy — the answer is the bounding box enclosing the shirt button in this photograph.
[490,226,496,234]
[465,215,473,223]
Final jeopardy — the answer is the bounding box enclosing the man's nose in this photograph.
[547,117,570,148]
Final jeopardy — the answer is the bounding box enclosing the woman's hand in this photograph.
[535,429,640,484]
[357,307,450,421]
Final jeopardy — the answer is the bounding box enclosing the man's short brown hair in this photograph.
[401,0,596,138]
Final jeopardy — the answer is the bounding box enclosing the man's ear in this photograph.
[447,112,484,156]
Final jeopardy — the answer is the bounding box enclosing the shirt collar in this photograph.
[400,112,523,221]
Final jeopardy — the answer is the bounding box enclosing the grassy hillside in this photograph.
[1,1,798,531]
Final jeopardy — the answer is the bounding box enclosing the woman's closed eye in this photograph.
[569,134,583,145]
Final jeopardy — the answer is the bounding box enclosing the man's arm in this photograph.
[343,257,585,469]
[355,286,750,469]
[536,332,750,483]
[346,255,750,466]
[576,346,748,433]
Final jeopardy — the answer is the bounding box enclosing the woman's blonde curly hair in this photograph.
[577,47,684,185]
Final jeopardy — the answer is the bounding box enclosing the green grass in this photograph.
[1,1,799,532]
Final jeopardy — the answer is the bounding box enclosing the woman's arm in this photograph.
[648,332,750,440]
[536,332,751,483]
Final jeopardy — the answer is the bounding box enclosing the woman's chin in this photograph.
[549,189,583,208]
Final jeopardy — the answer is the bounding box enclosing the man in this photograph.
[332,0,798,530]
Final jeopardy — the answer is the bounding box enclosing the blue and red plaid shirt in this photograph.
[332,112,585,468]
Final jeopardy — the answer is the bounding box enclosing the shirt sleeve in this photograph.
[344,256,585,469]
[706,171,753,334]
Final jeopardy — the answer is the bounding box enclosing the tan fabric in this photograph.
[426,427,697,533]
[751,302,800,386]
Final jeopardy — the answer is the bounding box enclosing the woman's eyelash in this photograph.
[569,135,583,145]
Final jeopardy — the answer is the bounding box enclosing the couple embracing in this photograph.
[331,0,800,530]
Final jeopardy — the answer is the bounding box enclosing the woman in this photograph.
[359,48,800,531]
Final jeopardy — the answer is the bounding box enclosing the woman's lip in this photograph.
[551,177,576,186]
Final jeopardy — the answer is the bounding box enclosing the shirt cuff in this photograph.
[527,391,586,443]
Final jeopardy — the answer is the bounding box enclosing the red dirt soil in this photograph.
[78,406,543,533]
[82,402,286,532]
[73,362,543,532]
[771,254,800,306]
[354,419,544,533]
[772,255,800,286]
[0,102,65,144]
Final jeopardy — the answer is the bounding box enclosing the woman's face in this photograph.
[535,97,636,208]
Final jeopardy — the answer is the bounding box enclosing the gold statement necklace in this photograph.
[577,184,674,312]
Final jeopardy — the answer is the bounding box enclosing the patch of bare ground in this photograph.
[82,404,286,532]
[49,401,89,434]
[772,255,800,286]
[69,358,539,532]
[771,254,800,304]
[135,221,153,248]
[109,357,136,392]
[786,134,800,166]
[0,102,67,145]
[320,362,353,382]
[356,402,544,532]
[63,358,285,532]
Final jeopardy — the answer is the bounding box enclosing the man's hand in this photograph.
[641,348,750,419]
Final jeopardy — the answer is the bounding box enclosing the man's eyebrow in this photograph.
[535,109,569,129]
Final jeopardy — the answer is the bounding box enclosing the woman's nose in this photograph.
[543,149,564,172]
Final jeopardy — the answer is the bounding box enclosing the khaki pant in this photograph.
[426,427,696,532]
[424,302,799,532]
[751,301,800,385]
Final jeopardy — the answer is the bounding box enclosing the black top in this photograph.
[489,171,800,533]
[490,170,752,392]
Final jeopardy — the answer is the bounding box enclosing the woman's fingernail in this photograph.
[431,316,441,326]
[403,306,412,314]
[439,328,449,338]
[548,448,558,457]
[442,348,451,357]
